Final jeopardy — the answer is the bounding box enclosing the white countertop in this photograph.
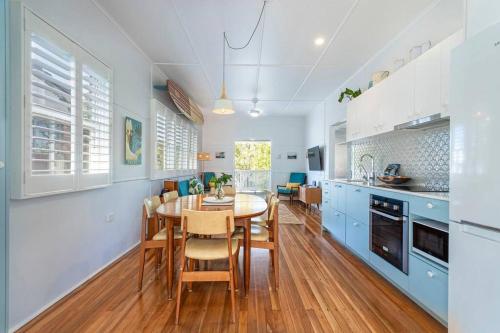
[331,179,450,201]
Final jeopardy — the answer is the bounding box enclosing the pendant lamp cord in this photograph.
[224,0,268,50]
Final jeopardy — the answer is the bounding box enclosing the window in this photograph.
[21,10,112,197]
[151,99,198,179]
[234,141,272,193]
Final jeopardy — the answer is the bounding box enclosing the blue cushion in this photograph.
[203,172,216,187]
[277,187,298,195]
[178,180,190,197]
[289,172,306,184]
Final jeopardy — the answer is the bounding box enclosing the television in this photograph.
[307,146,322,171]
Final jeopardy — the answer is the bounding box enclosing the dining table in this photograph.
[156,193,268,298]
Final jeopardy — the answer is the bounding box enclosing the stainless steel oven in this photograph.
[412,219,449,267]
[370,195,409,274]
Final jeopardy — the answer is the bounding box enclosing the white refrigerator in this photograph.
[449,22,500,332]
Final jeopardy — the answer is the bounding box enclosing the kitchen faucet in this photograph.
[360,154,376,185]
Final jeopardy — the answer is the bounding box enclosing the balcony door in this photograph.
[234,141,271,193]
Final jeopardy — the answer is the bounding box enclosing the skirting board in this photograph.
[10,242,140,332]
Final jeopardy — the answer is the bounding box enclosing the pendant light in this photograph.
[212,1,268,115]
[248,97,262,117]
[212,32,235,115]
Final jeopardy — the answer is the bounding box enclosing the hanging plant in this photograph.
[338,88,362,103]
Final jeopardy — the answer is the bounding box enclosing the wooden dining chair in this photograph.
[163,190,179,203]
[137,196,182,291]
[175,209,240,324]
[235,197,280,289]
[251,191,275,226]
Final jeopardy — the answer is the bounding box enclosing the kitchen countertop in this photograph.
[332,179,450,201]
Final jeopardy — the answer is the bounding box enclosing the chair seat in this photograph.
[152,227,183,240]
[250,215,269,227]
[185,238,238,260]
[234,225,269,242]
[277,188,297,195]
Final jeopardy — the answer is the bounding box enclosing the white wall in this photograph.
[202,113,306,190]
[305,0,464,183]
[305,103,326,186]
[466,0,500,38]
[7,0,159,330]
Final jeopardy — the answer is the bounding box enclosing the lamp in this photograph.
[197,152,212,185]
[212,33,235,115]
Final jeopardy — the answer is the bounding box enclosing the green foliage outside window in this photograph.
[234,141,271,170]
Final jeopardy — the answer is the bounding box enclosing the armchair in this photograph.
[276,172,306,204]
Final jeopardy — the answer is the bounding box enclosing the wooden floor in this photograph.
[20,202,445,333]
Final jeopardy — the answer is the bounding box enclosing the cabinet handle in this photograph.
[354,188,361,192]
[334,212,339,216]
[426,202,434,209]
[426,270,435,278]
[353,222,359,227]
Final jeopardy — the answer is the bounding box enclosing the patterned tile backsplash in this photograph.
[350,124,450,191]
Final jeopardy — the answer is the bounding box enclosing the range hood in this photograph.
[394,113,449,130]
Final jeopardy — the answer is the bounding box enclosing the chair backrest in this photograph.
[178,180,190,196]
[289,172,306,185]
[163,191,179,202]
[144,196,162,218]
[203,172,216,187]
[268,197,279,222]
[265,191,276,219]
[181,209,234,235]
[222,185,236,196]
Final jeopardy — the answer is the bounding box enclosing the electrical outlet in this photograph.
[105,212,115,223]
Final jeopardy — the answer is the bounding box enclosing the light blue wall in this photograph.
[0,0,8,332]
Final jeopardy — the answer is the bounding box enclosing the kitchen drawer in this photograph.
[346,216,369,260]
[409,255,448,321]
[322,206,334,231]
[330,210,346,244]
[410,196,449,223]
[321,180,331,196]
[346,185,369,224]
[332,182,346,213]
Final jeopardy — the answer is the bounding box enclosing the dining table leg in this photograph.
[244,219,251,297]
[167,218,174,300]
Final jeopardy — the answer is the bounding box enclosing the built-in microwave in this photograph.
[412,219,449,267]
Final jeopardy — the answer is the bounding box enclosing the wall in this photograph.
[305,103,326,186]
[202,113,306,190]
[351,124,450,191]
[305,0,464,183]
[466,0,500,38]
[7,0,157,330]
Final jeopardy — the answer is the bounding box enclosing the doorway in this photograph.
[234,141,271,193]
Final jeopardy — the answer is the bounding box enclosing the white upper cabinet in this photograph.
[414,44,442,120]
[346,30,464,142]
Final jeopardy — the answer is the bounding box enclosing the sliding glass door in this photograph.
[234,141,271,193]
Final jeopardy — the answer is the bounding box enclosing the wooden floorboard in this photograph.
[18,202,446,333]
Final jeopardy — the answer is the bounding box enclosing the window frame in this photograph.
[12,7,113,198]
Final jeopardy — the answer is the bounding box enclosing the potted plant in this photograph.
[209,173,233,199]
[338,88,362,103]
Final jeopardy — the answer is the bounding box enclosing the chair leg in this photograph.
[175,263,185,325]
[273,245,279,290]
[188,258,195,292]
[233,253,239,292]
[229,266,236,323]
[137,245,146,291]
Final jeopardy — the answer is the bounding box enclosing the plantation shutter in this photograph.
[155,104,166,171]
[24,15,77,195]
[165,111,176,170]
[80,61,112,188]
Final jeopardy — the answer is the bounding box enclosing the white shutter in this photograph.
[24,19,77,196]
[155,107,166,171]
[165,111,176,170]
[189,128,198,170]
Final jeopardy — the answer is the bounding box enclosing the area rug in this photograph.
[278,204,304,225]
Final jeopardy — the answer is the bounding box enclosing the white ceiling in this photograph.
[96,0,440,116]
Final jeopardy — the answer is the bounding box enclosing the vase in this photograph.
[215,184,225,200]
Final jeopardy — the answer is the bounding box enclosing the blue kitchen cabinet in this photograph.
[345,185,369,224]
[409,255,448,321]
[321,181,333,230]
[331,210,346,244]
[332,182,346,213]
[345,215,369,260]
[369,252,409,291]
[410,196,449,223]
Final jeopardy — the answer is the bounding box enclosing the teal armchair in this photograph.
[203,172,216,191]
[276,172,307,203]
[178,179,190,197]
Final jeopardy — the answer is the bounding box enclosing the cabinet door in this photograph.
[371,79,393,135]
[333,182,346,213]
[346,215,369,260]
[440,29,465,116]
[331,210,346,244]
[414,45,442,119]
[346,185,369,224]
[359,87,380,138]
[346,98,361,142]
[385,62,415,125]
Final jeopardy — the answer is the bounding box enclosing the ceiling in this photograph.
[96,0,438,116]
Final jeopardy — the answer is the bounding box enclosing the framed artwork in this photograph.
[125,117,142,165]
[287,152,297,160]
[215,152,225,159]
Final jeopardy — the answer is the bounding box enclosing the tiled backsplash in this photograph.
[350,124,449,191]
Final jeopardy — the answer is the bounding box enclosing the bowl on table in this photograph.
[377,176,412,185]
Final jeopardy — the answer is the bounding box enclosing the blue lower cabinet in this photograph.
[322,203,334,231]
[410,196,449,223]
[330,210,346,244]
[369,252,409,291]
[345,185,369,224]
[409,255,448,321]
[345,216,369,260]
[332,182,346,213]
